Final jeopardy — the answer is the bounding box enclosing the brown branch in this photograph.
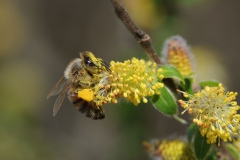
[110,0,162,65]
[110,0,180,97]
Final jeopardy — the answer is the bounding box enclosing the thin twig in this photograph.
[110,0,161,65]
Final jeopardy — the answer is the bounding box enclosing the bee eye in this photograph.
[84,57,95,67]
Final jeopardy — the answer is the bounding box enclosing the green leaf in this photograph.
[204,149,217,160]
[199,81,220,88]
[151,86,177,115]
[194,130,211,160]
[187,123,198,143]
[180,78,194,95]
[161,65,184,83]
[225,143,240,160]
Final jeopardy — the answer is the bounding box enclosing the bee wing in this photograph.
[47,77,68,99]
[52,81,71,116]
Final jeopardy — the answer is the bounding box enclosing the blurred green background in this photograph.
[1,0,240,159]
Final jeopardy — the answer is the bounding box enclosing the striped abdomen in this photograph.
[68,88,105,120]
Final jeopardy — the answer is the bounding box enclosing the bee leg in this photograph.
[79,81,92,88]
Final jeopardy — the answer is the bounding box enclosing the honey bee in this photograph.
[47,51,110,120]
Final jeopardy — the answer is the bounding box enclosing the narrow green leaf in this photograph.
[225,143,240,160]
[151,86,177,115]
[194,130,211,160]
[199,81,219,88]
[187,124,198,143]
[161,65,184,82]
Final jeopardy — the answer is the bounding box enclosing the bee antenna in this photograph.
[103,61,111,71]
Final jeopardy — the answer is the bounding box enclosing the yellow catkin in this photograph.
[143,139,196,160]
[162,36,195,77]
[178,84,240,145]
[93,57,164,106]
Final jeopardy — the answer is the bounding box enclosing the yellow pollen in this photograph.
[112,99,118,104]
[143,97,148,103]
[158,74,164,80]
[78,89,94,102]
[157,68,163,72]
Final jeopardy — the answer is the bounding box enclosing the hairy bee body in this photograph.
[47,51,109,120]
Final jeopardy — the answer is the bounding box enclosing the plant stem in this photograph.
[110,0,161,65]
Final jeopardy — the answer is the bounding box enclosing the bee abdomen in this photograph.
[72,98,105,120]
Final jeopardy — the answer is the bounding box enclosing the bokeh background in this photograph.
[1,0,240,159]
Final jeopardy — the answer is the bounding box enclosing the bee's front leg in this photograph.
[79,81,95,88]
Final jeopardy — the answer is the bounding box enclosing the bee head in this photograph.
[80,51,102,74]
